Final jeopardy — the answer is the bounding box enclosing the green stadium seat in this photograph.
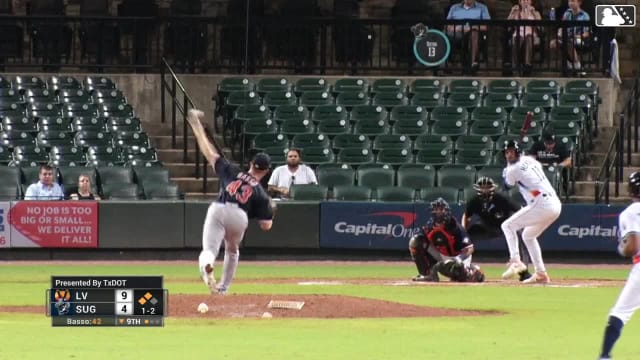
[143,183,182,200]
[482,93,518,109]
[336,91,370,108]
[113,131,150,149]
[392,119,429,137]
[448,79,484,95]
[557,93,592,111]
[70,116,105,132]
[376,148,414,165]
[50,145,84,165]
[520,93,555,110]
[0,165,21,185]
[337,148,374,166]
[410,91,445,109]
[510,106,546,123]
[372,91,409,109]
[273,105,309,123]
[376,186,415,202]
[332,134,370,151]
[371,79,407,94]
[234,104,270,122]
[224,91,261,118]
[333,185,372,201]
[476,165,503,183]
[496,134,532,149]
[317,119,351,136]
[291,133,330,150]
[243,119,278,138]
[257,78,291,95]
[280,119,315,136]
[15,75,46,92]
[37,116,73,132]
[1,130,36,148]
[2,116,37,132]
[548,106,585,124]
[102,182,142,200]
[455,135,494,151]
[430,106,467,123]
[64,103,99,118]
[85,76,117,92]
[431,119,467,137]
[299,146,335,166]
[413,134,453,152]
[105,117,142,133]
[507,118,543,139]
[486,79,522,96]
[294,78,331,94]
[564,79,599,103]
[50,76,82,93]
[415,149,453,166]
[122,146,158,164]
[29,102,63,118]
[311,105,348,123]
[252,133,289,151]
[317,165,355,188]
[420,186,459,203]
[100,103,134,118]
[447,92,481,110]
[525,80,560,97]
[0,101,27,118]
[262,91,297,108]
[134,166,170,185]
[0,89,23,102]
[545,120,581,139]
[350,105,388,123]
[455,149,492,167]
[262,146,287,165]
[299,91,334,108]
[333,78,369,94]
[289,184,328,201]
[12,145,49,165]
[353,119,390,137]
[25,88,56,102]
[373,134,412,151]
[0,183,21,200]
[471,106,508,123]
[97,165,133,185]
[437,164,476,189]
[397,164,436,189]
[0,75,11,89]
[469,119,505,138]
[20,166,41,185]
[92,89,126,105]
[58,166,96,189]
[410,79,445,94]
[357,165,395,189]
[390,105,428,123]
[0,145,12,164]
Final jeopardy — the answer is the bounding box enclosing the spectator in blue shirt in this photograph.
[550,0,590,73]
[24,165,64,200]
[446,0,491,75]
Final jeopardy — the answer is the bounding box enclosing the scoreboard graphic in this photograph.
[46,276,168,327]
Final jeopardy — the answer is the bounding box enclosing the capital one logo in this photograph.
[334,211,421,239]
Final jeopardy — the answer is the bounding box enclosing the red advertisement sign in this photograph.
[9,201,99,248]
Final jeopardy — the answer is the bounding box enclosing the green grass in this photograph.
[0,262,637,360]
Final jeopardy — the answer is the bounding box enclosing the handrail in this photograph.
[160,57,221,194]
[594,114,623,204]
[623,78,639,165]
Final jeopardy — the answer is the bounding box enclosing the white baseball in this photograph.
[197,302,209,313]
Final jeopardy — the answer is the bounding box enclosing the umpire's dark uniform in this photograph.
[463,192,521,241]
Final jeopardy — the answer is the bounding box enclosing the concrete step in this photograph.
[584,152,640,166]
[172,177,219,193]
[571,194,630,204]
[164,162,214,178]
[574,180,627,197]
[150,134,227,149]
[142,124,175,136]
[576,166,636,182]
[156,148,232,163]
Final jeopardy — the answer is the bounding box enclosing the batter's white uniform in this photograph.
[608,202,640,323]
[501,155,562,273]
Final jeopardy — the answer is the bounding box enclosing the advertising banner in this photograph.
[320,202,624,253]
[9,201,99,248]
[0,201,9,248]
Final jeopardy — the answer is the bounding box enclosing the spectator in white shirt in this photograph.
[268,148,317,198]
[24,164,64,200]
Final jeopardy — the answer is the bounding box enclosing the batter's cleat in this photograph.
[412,272,439,282]
[501,261,527,279]
[518,270,533,281]
[201,264,217,294]
[521,271,550,284]
[215,286,228,295]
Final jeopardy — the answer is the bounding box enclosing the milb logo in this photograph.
[595,5,636,27]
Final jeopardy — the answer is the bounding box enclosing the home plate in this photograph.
[298,281,344,286]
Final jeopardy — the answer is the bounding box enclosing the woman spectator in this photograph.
[70,174,101,200]
[508,0,542,76]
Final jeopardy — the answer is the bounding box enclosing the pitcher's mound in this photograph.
[172,294,499,318]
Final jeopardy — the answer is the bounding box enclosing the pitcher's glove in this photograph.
[618,231,639,257]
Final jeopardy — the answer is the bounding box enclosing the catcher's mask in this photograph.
[473,176,497,201]
[430,197,451,224]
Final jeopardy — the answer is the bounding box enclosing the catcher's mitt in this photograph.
[618,231,639,257]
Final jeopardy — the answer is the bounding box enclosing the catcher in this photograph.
[409,198,485,283]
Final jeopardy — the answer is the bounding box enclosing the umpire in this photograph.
[462,177,531,280]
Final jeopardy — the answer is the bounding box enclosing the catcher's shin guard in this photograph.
[409,235,437,276]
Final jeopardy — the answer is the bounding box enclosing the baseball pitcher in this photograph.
[187,109,274,295]
[409,198,485,283]
[500,140,561,284]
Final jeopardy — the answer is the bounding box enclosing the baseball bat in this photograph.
[517,111,534,273]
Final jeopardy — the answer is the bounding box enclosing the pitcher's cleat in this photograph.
[521,271,550,284]
[501,261,527,279]
[201,264,217,293]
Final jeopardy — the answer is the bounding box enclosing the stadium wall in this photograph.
[0,201,623,253]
